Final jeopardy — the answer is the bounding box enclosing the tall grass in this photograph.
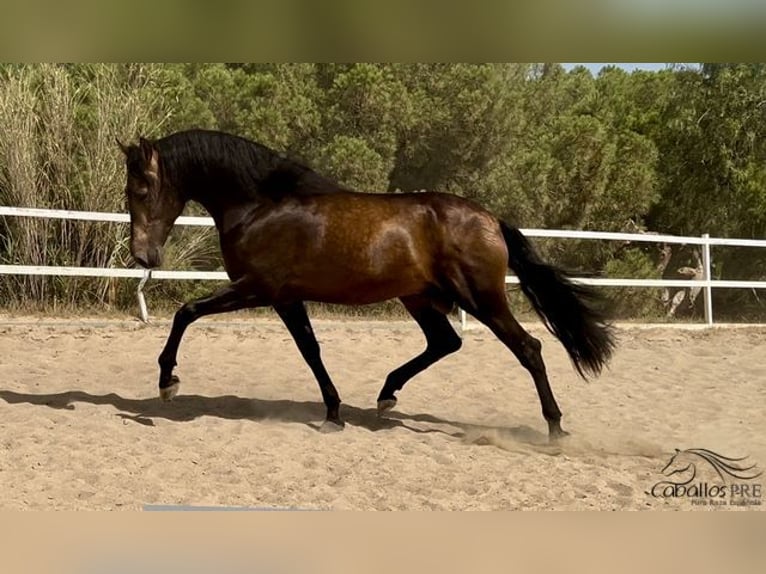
[0,64,217,312]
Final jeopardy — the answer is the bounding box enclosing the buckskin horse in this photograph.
[117,129,615,440]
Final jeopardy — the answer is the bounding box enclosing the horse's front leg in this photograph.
[274,301,344,432]
[157,282,262,400]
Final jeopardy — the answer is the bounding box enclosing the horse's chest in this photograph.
[218,226,306,279]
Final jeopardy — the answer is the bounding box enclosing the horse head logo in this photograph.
[661,448,762,484]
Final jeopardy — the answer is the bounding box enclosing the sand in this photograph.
[0,315,764,510]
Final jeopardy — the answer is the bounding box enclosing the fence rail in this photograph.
[2,206,766,326]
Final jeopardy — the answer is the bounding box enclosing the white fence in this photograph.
[1,206,766,326]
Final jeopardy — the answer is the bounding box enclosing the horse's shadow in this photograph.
[0,388,549,446]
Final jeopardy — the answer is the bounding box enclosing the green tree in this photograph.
[646,63,766,319]
[313,63,412,191]
[390,64,525,200]
[649,64,766,238]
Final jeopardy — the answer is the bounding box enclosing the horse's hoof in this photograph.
[159,376,180,401]
[377,398,397,417]
[548,421,570,443]
[319,420,345,433]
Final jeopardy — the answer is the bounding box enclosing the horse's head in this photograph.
[667,448,763,483]
[661,448,696,481]
[117,136,184,269]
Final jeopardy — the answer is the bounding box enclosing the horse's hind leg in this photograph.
[377,295,462,415]
[463,291,568,440]
[274,301,344,432]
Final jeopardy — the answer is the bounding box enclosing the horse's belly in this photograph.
[287,271,426,305]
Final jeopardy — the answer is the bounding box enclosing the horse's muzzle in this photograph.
[133,247,162,269]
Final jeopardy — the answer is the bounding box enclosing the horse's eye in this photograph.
[130,186,150,200]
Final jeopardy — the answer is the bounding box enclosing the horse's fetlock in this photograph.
[158,353,176,370]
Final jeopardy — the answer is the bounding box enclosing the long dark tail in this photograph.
[500,220,615,378]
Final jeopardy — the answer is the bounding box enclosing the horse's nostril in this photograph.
[148,247,163,268]
[134,255,150,269]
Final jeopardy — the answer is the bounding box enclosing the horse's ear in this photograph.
[116,138,129,156]
[139,137,159,180]
[139,137,154,160]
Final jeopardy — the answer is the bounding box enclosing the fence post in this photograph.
[136,268,151,323]
[701,233,713,326]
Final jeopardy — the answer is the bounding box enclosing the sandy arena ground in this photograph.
[0,315,764,510]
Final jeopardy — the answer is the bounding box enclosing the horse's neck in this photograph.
[188,188,262,235]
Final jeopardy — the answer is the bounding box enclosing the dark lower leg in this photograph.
[511,334,567,437]
[472,302,567,439]
[377,298,462,405]
[274,302,343,426]
[158,284,260,394]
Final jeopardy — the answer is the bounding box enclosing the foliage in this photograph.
[0,63,764,321]
[0,64,172,308]
[603,248,665,319]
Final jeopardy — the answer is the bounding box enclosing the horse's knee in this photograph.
[175,302,197,325]
[293,332,322,362]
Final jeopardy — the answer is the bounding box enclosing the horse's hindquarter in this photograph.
[228,192,477,304]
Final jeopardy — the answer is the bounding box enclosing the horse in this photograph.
[117,129,615,440]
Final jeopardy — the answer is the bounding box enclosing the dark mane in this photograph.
[154,129,350,202]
